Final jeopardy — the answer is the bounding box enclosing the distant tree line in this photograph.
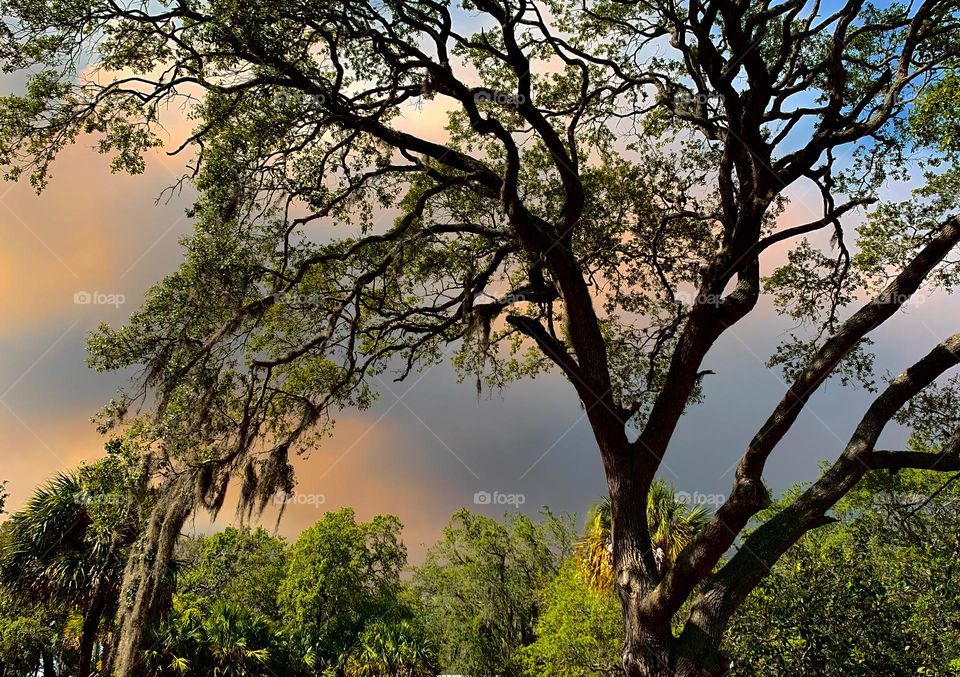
[3,453,960,676]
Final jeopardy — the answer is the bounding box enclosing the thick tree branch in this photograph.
[647,215,960,623]
[677,331,960,659]
[869,450,960,471]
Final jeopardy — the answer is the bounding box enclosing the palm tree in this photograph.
[144,600,290,676]
[342,620,437,677]
[203,602,273,676]
[0,473,109,677]
[576,480,709,592]
[0,463,147,677]
[578,496,615,592]
[141,602,206,675]
[646,480,709,570]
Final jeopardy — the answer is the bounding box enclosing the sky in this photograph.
[1,66,958,564]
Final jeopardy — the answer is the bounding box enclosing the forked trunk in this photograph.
[611,472,727,677]
[621,614,675,676]
[620,612,728,677]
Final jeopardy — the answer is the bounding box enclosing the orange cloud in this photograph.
[0,142,191,338]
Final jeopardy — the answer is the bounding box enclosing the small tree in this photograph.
[0,582,61,677]
[412,509,575,676]
[178,527,287,621]
[278,508,407,672]
[520,561,623,677]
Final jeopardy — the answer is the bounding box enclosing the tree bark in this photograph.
[42,649,57,677]
[610,463,684,677]
[113,482,193,676]
[76,599,103,677]
[100,631,114,676]
[620,613,729,677]
[622,626,675,677]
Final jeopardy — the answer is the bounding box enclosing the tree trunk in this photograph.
[42,649,57,677]
[76,601,103,677]
[621,615,675,676]
[610,466,679,677]
[113,485,193,676]
[611,466,728,677]
[616,561,732,677]
[620,615,729,677]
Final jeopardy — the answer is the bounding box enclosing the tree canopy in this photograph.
[412,508,574,676]
[178,526,287,621]
[279,508,409,670]
[3,470,960,675]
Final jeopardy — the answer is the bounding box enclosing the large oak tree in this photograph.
[2,0,960,673]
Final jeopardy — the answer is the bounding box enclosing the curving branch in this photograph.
[677,331,960,663]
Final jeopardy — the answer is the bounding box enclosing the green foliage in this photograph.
[839,470,960,671]
[178,527,287,621]
[726,469,960,675]
[646,481,709,565]
[341,620,438,677]
[0,447,154,676]
[0,584,61,676]
[0,449,151,609]
[577,497,615,592]
[142,509,435,676]
[725,531,916,675]
[143,598,286,676]
[278,508,408,671]
[7,460,960,676]
[911,69,960,153]
[155,527,290,672]
[519,561,623,677]
[0,613,57,673]
[412,508,575,676]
